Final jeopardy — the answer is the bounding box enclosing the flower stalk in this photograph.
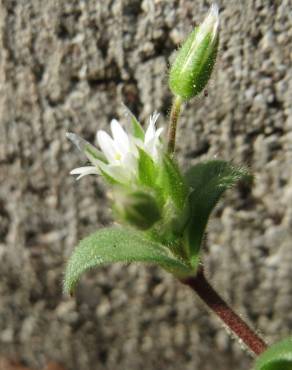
[181,267,268,356]
[167,96,182,154]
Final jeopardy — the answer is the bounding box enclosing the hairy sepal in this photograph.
[137,147,157,187]
[159,154,188,210]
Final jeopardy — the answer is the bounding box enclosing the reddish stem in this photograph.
[181,268,267,356]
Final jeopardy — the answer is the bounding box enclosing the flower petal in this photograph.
[122,152,138,175]
[150,111,160,126]
[97,130,119,163]
[110,119,130,155]
[144,112,160,144]
[70,166,100,180]
[155,127,164,139]
[144,137,156,158]
[98,162,131,183]
[144,134,163,161]
[144,122,155,144]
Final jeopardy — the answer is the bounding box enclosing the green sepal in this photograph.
[183,160,252,262]
[132,117,144,140]
[137,147,157,187]
[252,338,292,370]
[127,110,144,140]
[84,144,107,164]
[159,154,188,210]
[66,132,107,164]
[122,104,145,140]
[64,227,193,295]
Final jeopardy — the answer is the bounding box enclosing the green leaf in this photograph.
[64,227,193,295]
[252,338,292,370]
[184,160,252,261]
[160,155,188,210]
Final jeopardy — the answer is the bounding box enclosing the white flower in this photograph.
[67,112,163,184]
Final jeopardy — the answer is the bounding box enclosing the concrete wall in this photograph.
[0,0,292,369]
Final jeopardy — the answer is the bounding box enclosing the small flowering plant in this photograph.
[64,4,292,370]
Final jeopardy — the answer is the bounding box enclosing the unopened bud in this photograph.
[114,190,161,230]
[169,4,219,100]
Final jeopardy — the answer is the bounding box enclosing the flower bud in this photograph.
[169,4,219,100]
[113,190,161,230]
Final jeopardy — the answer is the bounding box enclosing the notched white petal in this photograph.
[155,127,164,138]
[97,130,119,163]
[144,112,159,144]
[98,162,131,183]
[70,166,100,180]
[122,152,138,175]
[145,120,155,144]
[144,137,157,158]
[150,111,160,126]
[110,119,130,155]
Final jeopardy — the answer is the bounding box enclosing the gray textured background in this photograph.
[1,0,292,369]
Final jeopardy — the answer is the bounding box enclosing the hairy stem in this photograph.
[167,96,182,154]
[181,268,267,356]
